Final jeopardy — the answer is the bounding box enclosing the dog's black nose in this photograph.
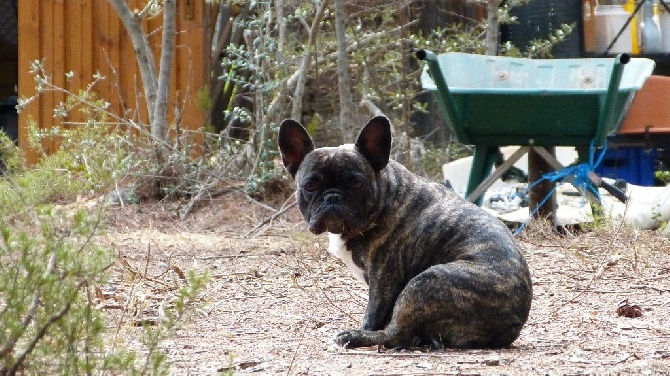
[324,192,342,205]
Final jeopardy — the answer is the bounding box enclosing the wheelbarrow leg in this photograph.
[466,146,502,206]
[466,146,531,204]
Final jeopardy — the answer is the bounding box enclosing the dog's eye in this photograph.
[351,180,363,189]
[304,182,317,192]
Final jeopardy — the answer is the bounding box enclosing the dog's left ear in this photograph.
[278,119,315,178]
[355,116,392,171]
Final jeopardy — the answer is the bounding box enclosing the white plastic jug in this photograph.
[640,0,663,53]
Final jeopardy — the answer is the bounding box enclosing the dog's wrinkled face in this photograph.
[278,116,392,238]
[294,146,374,235]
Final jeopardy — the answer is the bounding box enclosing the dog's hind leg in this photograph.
[336,262,529,349]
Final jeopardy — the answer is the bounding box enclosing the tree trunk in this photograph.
[291,0,328,121]
[152,0,176,143]
[107,0,176,144]
[485,0,501,56]
[107,0,158,126]
[334,0,356,142]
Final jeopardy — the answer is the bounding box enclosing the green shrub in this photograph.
[0,131,23,174]
[0,202,111,374]
[0,124,129,219]
[1,99,210,375]
[0,178,208,375]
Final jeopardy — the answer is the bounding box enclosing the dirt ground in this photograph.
[101,190,670,375]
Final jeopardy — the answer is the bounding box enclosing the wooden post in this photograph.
[528,146,557,224]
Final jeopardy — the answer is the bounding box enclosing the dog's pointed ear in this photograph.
[278,119,315,178]
[355,116,392,171]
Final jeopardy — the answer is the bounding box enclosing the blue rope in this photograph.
[512,142,607,235]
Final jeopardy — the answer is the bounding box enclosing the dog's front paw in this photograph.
[335,329,384,348]
[334,330,360,348]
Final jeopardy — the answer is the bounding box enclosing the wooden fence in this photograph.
[17,0,213,164]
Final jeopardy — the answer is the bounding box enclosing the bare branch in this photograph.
[8,298,74,375]
[276,0,286,56]
[107,0,158,126]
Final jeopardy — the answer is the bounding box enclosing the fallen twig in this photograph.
[246,194,279,213]
[567,206,631,304]
[198,253,255,260]
[630,285,669,293]
[245,196,297,238]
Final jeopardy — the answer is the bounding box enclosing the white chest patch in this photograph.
[327,233,366,283]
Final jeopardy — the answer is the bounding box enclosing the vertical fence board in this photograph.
[81,0,94,86]
[17,0,40,163]
[18,0,209,164]
[65,0,82,127]
[53,0,66,150]
[41,0,55,155]
[99,1,124,120]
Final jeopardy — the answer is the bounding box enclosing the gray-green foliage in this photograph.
[0,187,209,375]
[16,59,226,209]
[0,131,23,174]
[0,120,131,219]
[0,132,209,374]
[0,200,111,374]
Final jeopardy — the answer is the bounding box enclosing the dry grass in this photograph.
[100,191,670,375]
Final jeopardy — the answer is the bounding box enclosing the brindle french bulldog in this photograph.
[278,116,532,349]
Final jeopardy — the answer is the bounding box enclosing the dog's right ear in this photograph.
[278,119,315,178]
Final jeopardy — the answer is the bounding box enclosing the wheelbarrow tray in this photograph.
[420,52,655,147]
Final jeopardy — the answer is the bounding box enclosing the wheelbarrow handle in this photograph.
[587,171,628,203]
[617,53,631,65]
[415,49,470,144]
[415,49,434,61]
[594,53,631,147]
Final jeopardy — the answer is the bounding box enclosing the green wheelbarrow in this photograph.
[417,50,655,204]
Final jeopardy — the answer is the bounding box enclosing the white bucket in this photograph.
[594,5,633,54]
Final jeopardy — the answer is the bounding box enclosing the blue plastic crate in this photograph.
[595,147,657,186]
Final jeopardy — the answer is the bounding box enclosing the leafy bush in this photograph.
[0,199,110,374]
[0,191,208,375]
[0,120,135,220]
[0,131,23,174]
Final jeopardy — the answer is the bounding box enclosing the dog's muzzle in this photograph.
[307,191,364,236]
